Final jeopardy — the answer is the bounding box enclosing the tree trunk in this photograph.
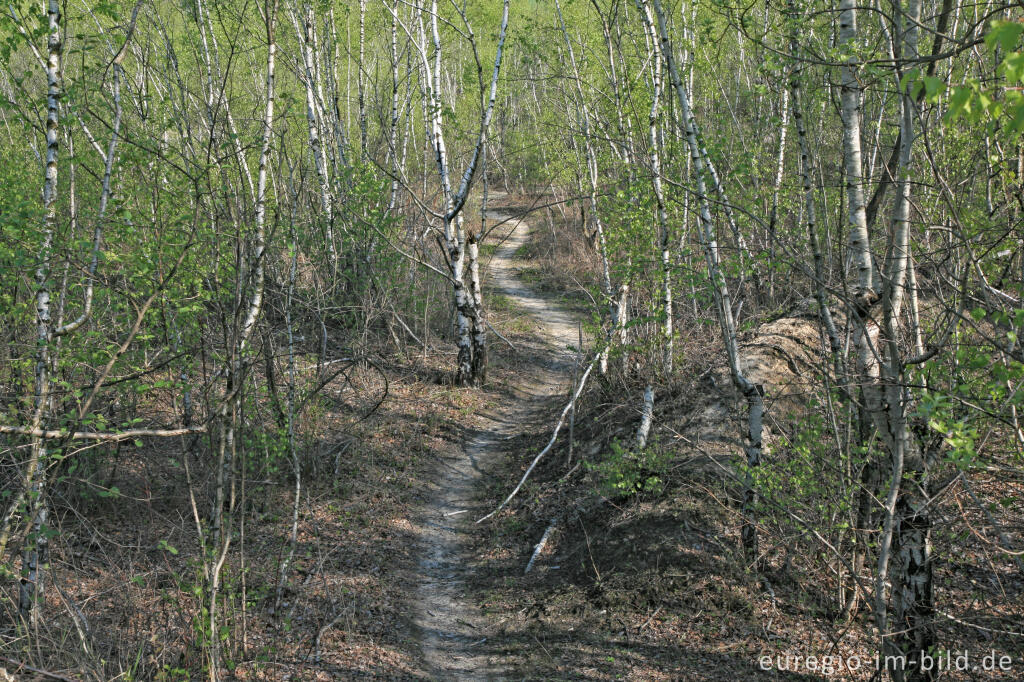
[637,6,673,374]
[17,0,63,625]
[767,88,789,300]
[647,0,764,560]
[209,4,277,677]
[291,4,338,268]
[554,0,617,374]
[409,0,508,385]
[839,0,875,306]
[885,2,935,676]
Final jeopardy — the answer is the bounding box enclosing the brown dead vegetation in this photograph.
[0,281,544,680]
[461,199,1024,680]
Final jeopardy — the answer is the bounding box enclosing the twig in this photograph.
[567,322,581,467]
[530,634,556,663]
[477,353,599,523]
[391,308,425,347]
[936,610,1024,637]
[580,516,601,582]
[0,424,206,441]
[486,320,517,350]
[639,605,663,633]
[524,519,557,574]
[1,658,81,682]
[314,609,347,663]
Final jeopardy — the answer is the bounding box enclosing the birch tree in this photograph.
[15,0,63,624]
[635,0,672,375]
[645,0,765,558]
[289,2,339,268]
[3,0,136,625]
[398,0,509,385]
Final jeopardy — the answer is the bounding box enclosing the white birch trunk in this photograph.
[593,2,633,166]
[358,0,368,162]
[648,0,764,557]
[388,1,401,211]
[635,385,655,449]
[403,0,508,385]
[787,0,842,371]
[209,5,277,678]
[884,2,935,676]
[767,88,789,299]
[290,3,337,267]
[839,0,876,305]
[275,181,301,616]
[554,0,617,374]
[468,144,488,381]
[636,0,673,373]
[837,2,891,611]
[16,0,62,623]
[328,9,351,172]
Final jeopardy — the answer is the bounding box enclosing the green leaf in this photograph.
[986,20,1024,54]
[922,76,946,102]
[946,85,975,121]
[97,486,121,498]
[157,539,178,555]
[1003,53,1024,83]
[901,67,921,95]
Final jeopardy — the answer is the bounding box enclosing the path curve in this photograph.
[413,198,580,679]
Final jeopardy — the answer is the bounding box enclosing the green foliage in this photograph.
[157,539,179,556]
[586,439,671,499]
[916,315,1024,468]
[940,20,1024,136]
[751,392,854,537]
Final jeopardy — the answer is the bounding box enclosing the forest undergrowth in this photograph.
[1,293,542,680]
[3,0,1024,679]
[469,195,1024,681]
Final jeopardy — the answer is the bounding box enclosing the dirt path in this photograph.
[412,201,580,679]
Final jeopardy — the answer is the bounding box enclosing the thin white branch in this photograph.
[0,425,207,441]
[478,353,599,523]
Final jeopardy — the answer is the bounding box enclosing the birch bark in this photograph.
[767,89,789,299]
[290,3,337,267]
[635,0,673,373]
[209,4,277,677]
[358,0,368,162]
[836,2,894,623]
[404,0,508,385]
[839,0,875,306]
[16,0,62,624]
[647,0,764,557]
[884,1,936,676]
[786,1,842,370]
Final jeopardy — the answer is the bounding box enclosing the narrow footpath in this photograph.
[412,198,580,679]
